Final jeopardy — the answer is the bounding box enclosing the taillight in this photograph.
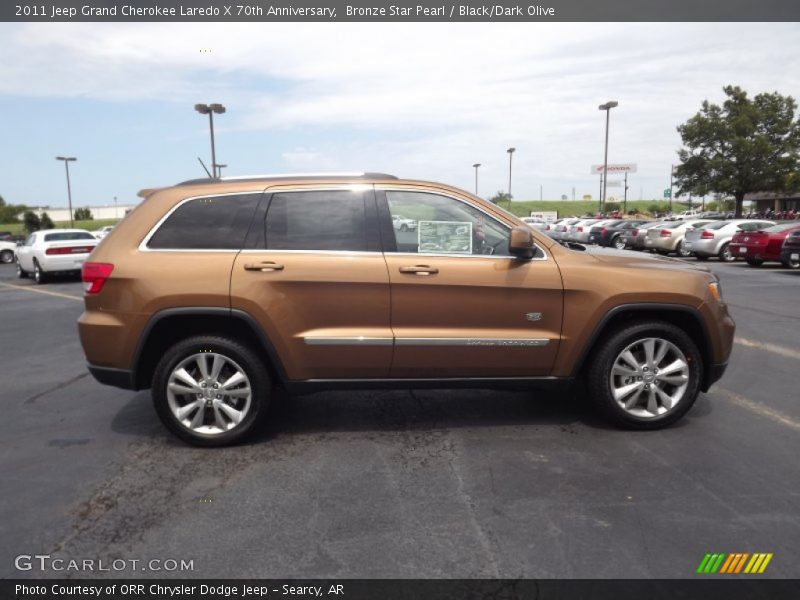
[577,227,584,232]
[82,262,114,294]
[660,229,672,237]
[701,230,715,239]
[631,229,639,236]
[46,245,95,255]
[601,228,607,235]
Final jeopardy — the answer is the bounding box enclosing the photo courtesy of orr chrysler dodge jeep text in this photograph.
[78,173,735,446]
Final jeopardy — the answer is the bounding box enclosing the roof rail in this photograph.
[176,172,398,186]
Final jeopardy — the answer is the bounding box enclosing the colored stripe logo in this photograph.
[697,553,773,574]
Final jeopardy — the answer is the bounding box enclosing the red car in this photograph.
[730,222,800,268]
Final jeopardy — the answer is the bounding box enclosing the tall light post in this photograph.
[598,101,618,213]
[55,156,76,228]
[194,103,226,178]
[472,163,481,195]
[506,147,515,209]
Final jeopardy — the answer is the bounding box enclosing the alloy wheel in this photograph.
[613,236,626,250]
[609,337,690,418]
[0,250,13,264]
[166,352,253,435]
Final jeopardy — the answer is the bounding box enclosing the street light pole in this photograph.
[506,147,515,209]
[598,101,619,214]
[669,164,674,214]
[623,172,629,215]
[55,156,77,228]
[472,163,481,195]
[194,103,226,178]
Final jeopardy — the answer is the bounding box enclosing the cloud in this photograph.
[1,22,799,199]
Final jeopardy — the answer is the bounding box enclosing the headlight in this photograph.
[708,281,723,302]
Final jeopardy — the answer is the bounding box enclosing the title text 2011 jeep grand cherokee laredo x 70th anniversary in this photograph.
[78,173,734,446]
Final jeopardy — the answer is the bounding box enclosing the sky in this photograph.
[1,22,799,208]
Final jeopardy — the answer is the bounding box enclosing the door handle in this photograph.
[244,262,284,272]
[399,265,438,275]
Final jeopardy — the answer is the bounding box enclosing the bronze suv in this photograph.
[78,173,735,445]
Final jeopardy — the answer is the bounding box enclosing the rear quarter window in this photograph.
[147,194,261,249]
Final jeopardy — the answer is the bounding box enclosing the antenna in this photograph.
[197,157,213,178]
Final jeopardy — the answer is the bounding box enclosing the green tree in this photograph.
[23,211,41,233]
[40,212,55,229]
[488,191,512,207]
[674,85,800,218]
[74,207,94,221]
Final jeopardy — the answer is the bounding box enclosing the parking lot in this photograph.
[1,257,798,579]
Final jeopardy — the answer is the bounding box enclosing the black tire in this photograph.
[0,249,13,264]
[676,240,692,258]
[612,235,626,250]
[152,335,271,447]
[16,259,28,279]
[718,243,735,262]
[746,258,764,267]
[585,320,703,430]
[33,260,47,284]
[782,257,800,269]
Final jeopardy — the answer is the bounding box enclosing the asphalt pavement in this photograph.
[0,258,798,579]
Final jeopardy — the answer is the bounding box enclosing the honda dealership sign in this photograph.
[591,163,637,175]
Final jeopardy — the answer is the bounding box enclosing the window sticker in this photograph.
[417,221,473,254]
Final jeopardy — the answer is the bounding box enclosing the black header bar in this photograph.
[4,0,800,22]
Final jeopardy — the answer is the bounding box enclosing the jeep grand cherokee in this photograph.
[78,173,735,446]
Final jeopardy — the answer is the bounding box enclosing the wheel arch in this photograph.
[571,303,715,392]
[132,307,287,390]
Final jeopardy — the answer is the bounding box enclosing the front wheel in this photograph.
[585,321,703,429]
[152,336,270,446]
[16,259,28,279]
[0,249,13,264]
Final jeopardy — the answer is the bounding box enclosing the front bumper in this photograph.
[703,362,728,392]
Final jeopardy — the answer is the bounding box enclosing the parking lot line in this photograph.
[0,281,83,302]
[716,388,800,432]
[735,336,800,361]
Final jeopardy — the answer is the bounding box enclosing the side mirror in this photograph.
[509,225,535,259]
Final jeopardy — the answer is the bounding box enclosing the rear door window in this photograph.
[264,190,368,252]
[148,194,261,249]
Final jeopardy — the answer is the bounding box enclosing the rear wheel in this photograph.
[676,240,692,258]
[746,258,764,267]
[612,235,626,250]
[782,256,800,269]
[585,321,703,429]
[152,335,270,446]
[718,243,735,262]
[33,260,47,284]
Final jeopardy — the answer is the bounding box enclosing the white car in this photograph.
[392,215,418,231]
[15,229,98,284]
[92,225,115,239]
[521,217,547,231]
[0,240,17,264]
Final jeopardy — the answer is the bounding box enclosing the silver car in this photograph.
[684,219,775,261]
[643,219,714,257]
[567,219,605,243]
[551,218,582,241]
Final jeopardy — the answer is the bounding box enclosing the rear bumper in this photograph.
[87,364,137,390]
